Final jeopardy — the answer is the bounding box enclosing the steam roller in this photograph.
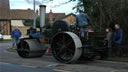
[50,25,107,63]
[17,5,108,64]
[50,19,108,63]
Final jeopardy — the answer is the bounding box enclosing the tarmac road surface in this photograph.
[0,41,128,72]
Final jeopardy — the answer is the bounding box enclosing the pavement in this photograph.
[0,41,128,72]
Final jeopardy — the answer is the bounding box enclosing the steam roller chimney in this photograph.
[40,5,46,32]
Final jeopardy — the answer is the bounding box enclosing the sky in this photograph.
[10,0,78,14]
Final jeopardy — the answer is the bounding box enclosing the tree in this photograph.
[23,20,33,26]
[72,0,128,44]
[23,16,49,28]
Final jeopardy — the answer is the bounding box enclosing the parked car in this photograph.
[0,33,3,40]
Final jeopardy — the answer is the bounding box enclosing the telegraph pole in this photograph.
[33,0,36,29]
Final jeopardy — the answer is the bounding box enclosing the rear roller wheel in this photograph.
[51,32,82,63]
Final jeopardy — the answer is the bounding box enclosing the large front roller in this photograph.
[51,32,82,63]
[17,39,46,58]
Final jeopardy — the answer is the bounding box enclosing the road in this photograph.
[0,42,53,72]
[0,62,53,72]
[0,41,128,72]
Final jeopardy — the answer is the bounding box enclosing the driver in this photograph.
[76,10,89,37]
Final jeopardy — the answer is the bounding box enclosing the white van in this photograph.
[0,33,3,40]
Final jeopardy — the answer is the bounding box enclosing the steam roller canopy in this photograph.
[52,20,69,35]
[51,32,82,64]
[17,39,46,58]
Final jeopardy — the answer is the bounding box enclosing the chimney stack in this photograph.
[49,9,53,24]
[40,5,46,32]
[36,9,39,17]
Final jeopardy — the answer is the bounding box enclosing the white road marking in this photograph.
[0,62,11,64]
[21,65,40,68]
[53,69,72,72]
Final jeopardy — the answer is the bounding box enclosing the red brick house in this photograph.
[45,9,76,26]
[45,9,66,26]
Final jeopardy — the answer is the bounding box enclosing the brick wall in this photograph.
[0,20,11,35]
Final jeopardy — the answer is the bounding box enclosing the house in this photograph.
[0,0,11,35]
[10,9,34,37]
[0,0,34,37]
[62,13,76,25]
[46,9,66,26]
[10,9,34,27]
[45,9,76,26]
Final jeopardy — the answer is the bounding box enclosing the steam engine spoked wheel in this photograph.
[51,32,82,64]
